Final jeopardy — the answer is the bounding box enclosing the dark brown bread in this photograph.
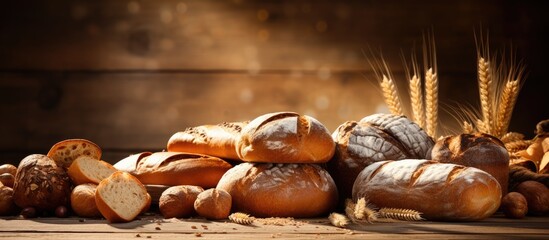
[514,181,549,215]
[236,112,335,163]
[168,122,248,160]
[12,154,72,212]
[217,163,338,218]
[0,186,18,216]
[429,133,510,194]
[352,159,501,221]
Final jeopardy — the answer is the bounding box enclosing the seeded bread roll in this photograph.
[328,114,433,200]
[68,156,117,185]
[217,163,338,218]
[71,184,101,218]
[159,185,204,218]
[12,154,72,212]
[115,152,232,188]
[352,159,501,221]
[167,122,248,160]
[236,112,335,163]
[95,171,151,223]
[47,139,102,169]
[429,133,510,195]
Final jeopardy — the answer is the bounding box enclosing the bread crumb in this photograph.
[135,233,141,237]
[146,236,151,239]
[191,226,197,229]
[256,217,306,226]
[155,227,161,230]
[194,232,202,237]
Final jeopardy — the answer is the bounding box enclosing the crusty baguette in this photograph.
[113,152,152,174]
[236,112,335,163]
[352,159,501,221]
[68,156,117,185]
[167,122,248,160]
[116,152,232,188]
[47,139,102,168]
[95,171,151,223]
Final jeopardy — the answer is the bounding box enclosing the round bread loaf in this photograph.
[236,112,335,163]
[194,188,232,220]
[429,133,509,194]
[328,114,433,200]
[159,185,204,218]
[217,163,338,218]
[71,184,101,218]
[13,154,72,212]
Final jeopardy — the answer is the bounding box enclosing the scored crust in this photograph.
[47,139,102,169]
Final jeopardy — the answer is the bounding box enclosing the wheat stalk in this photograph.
[496,79,520,137]
[380,75,404,116]
[354,197,377,222]
[462,121,475,134]
[378,208,424,221]
[409,74,425,128]
[425,68,438,137]
[500,132,525,143]
[505,140,532,153]
[478,57,494,135]
[328,213,350,228]
[228,212,255,225]
[344,198,376,224]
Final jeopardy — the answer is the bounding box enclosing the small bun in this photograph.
[159,185,204,218]
[71,184,101,218]
[236,112,335,163]
[217,163,338,218]
[0,186,18,216]
[194,189,232,220]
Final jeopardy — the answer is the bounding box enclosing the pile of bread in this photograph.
[1,111,548,223]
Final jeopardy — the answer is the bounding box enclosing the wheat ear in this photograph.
[328,213,350,228]
[425,68,438,137]
[380,75,404,116]
[354,197,378,223]
[496,80,519,136]
[462,121,475,134]
[500,132,525,144]
[409,74,425,128]
[478,57,494,134]
[229,212,255,225]
[378,208,424,221]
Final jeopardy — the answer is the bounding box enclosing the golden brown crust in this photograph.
[47,139,102,169]
[0,164,17,176]
[113,152,152,174]
[71,184,101,218]
[67,156,117,185]
[352,160,501,221]
[130,152,232,188]
[236,112,335,163]
[167,121,248,160]
[0,186,18,216]
[193,189,232,220]
[217,163,338,218]
[159,185,204,218]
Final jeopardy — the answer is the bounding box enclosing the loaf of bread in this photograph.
[113,152,152,174]
[95,171,151,223]
[329,114,434,200]
[194,188,232,220]
[429,133,510,194]
[352,159,501,221]
[115,152,232,188]
[217,163,338,218]
[0,164,17,176]
[71,184,101,218]
[167,122,248,160]
[68,156,117,185]
[236,112,335,163]
[12,154,72,212]
[159,185,204,218]
[47,139,102,168]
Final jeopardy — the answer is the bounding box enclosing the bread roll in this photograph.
[113,152,152,174]
[0,186,17,216]
[95,171,151,223]
[47,139,102,168]
[0,173,14,188]
[68,156,117,185]
[236,112,335,163]
[115,152,232,188]
[0,164,17,176]
[13,154,72,212]
[194,189,232,220]
[429,133,510,194]
[514,181,549,215]
[71,184,101,218]
[167,122,248,160]
[159,185,204,218]
[217,163,338,218]
[328,114,433,200]
[352,159,501,221]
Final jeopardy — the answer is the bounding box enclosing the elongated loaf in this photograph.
[113,152,152,174]
[167,122,248,160]
[236,112,335,163]
[217,163,338,218]
[352,159,501,221]
[68,156,117,185]
[115,152,232,188]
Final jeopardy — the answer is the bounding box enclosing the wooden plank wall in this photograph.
[1,0,547,164]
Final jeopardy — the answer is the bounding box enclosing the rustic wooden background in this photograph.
[1,0,547,165]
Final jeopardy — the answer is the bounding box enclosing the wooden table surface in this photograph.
[1,214,548,240]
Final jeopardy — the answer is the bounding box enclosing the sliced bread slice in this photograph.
[47,139,102,168]
[68,156,117,185]
[95,171,151,223]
